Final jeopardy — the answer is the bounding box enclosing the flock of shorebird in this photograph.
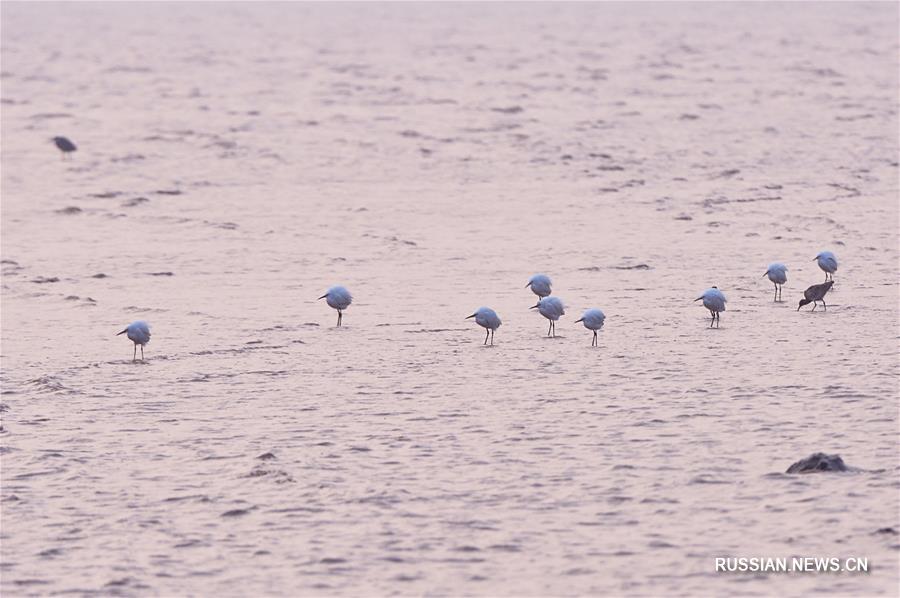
[115,251,839,358]
[53,136,841,356]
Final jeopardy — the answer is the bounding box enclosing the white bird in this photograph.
[530,296,565,337]
[763,262,788,302]
[525,274,552,299]
[318,285,352,327]
[694,287,726,328]
[117,320,151,361]
[814,251,837,281]
[575,308,606,346]
[466,307,501,345]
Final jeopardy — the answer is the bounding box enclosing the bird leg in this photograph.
[141,345,144,361]
[547,321,552,337]
[822,299,827,312]
[811,301,817,312]
[337,310,342,327]
[593,331,597,347]
[773,283,778,302]
[484,329,489,345]
[490,329,494,345]
[133,344,137,362]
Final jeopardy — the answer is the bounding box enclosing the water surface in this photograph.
[1,3,898,596]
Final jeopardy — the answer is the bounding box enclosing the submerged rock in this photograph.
[786,453,848,474]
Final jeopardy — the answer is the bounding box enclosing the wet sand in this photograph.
[1,2,898,596]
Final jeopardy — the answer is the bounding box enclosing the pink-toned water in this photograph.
[1,3,898,596]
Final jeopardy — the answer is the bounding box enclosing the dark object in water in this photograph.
[786,453,848,473]
[52,136,77,157]
[798,280,834,311]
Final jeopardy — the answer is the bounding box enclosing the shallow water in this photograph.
[1,2,898,596]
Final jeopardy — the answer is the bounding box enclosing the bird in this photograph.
[798,280,834,312]
[763,262,788,302]
[52,136,77,159]
[117,320,151,361]
[694,287,726,328]
[530,296,565,337]
[575,308,606,346]
[466,307,501,345]
[525,274,552,299]
[814,251,838,281]
[318,285,352,327]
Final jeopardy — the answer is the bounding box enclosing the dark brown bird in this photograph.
[797,280,834,311]
[51,136,77,158]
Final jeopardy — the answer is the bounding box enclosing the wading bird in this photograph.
[525,274,552,299]
[466,307,501,345]
[798,280,834,312]
[318,285,352,327]
[575,308,606,346]
[52,136,77,159]
[531,296,565,337]
[814,251,838,281]
[117,320,151,361]
[763,262,788,302]
[694,287,727,328]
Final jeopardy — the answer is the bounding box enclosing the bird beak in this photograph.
[524,282,531,288]
[761,272,768,278]
[317,294,327,300]
[465,313,476,319]
[116,329,127,336]
[796,305,801,311]
[811,257,817,261]
[693,297,702,302]
[575,318,583,323]
[529,304,538,310]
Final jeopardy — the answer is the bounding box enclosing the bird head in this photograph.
[797,298,811,311]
